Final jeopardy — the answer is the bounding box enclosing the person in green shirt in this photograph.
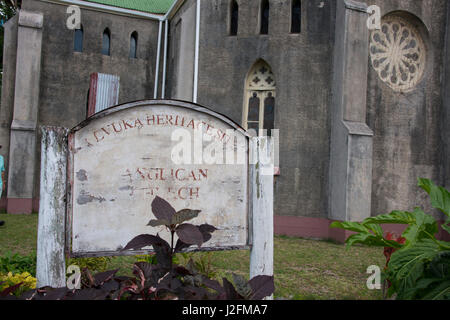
[0,146,4,227]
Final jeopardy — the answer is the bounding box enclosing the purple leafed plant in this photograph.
[2,196,275,300]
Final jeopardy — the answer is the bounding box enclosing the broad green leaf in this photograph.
[345,233,402,249]
[402,208,438,247]
[421,280,450,300]
[418,178,450,218]
[399,278,442,300]
[388,240,441,295]
[442,222,450,234]
[417,178,433,194]
[365,223,384,237]
[364,211,415,225]
[427,251,450,279]
[329,221,371,233]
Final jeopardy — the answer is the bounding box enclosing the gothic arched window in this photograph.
[260,0,269,35]
[230,0,239,36]
[130,31,138,59]
[102,28,111,56]
[74,25,83,52]
[243,60,276,136]
[291,0,301,33]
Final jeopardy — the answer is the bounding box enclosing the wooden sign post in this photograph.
[36,100,274,293]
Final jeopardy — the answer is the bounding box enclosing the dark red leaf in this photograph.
[0,282,23,297]
[199,224,217,233]
[174,265,191,276]
[94,269,119,286]
[151,196,176,221]
[176,224,204,247]
[134,262,154,279]
[248,275,275,300]
[122,234,167,251]
[35,287,69,300]
[222,278,242,300]
[174,239,190,253]
[201,276,224,294]
[199,224,218,243]
[67,288,110,300]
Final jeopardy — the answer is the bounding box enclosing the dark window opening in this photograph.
[263,92,275,136]
[260,0,269,35]
[130,31,138,59]
[230,0,239,36]
[248,92,260,122]
[74,25,83,52]
[86,89,90,118]
[291,0,301,33]
[102,28,111,56]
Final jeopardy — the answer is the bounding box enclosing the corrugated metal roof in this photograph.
[83,0,176,14]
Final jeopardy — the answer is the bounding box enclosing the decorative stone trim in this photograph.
[18,10,44,29]
[344,0,368,13]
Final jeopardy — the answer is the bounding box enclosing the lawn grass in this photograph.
[0,213,385,300]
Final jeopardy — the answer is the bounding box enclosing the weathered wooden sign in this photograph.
[67,100,250,257]
[36,100,273,290]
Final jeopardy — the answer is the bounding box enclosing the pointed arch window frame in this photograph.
[130,31,138,59]
[242,60,276,135]
[102,28,111,56]
[74,24,84,52]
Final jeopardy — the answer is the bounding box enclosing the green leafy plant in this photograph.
[67,257,111,274]
[3,197,274,300]
[135,254,158,265]
[0,251,37,276]
[174,252,218,279]
[331,178,450,300]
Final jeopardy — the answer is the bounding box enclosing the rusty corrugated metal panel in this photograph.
[87,73,120,117]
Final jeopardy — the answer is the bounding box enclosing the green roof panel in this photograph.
[84,0,176,14]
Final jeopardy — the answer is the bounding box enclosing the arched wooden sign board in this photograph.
[36,100,273,290]
[67,100,251,257]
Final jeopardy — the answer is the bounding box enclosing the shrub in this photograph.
[0,251,37,276]
[67,257,111,274]
[331,178,450,300]
[2,196,275,300]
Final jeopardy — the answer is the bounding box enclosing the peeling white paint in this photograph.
[69,104,250,255]
[36,127,68,289]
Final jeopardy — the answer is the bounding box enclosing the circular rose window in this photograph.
[369,15,426,92]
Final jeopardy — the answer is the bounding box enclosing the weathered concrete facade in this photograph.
[1,0,162,212]
[179,0,336,225]
[1,0,449,241]
[366,0,447,223]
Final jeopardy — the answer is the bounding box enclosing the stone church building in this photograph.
[1,0,449,241]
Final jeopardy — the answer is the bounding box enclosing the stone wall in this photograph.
[366,0,447,220]
[170,0,337,219]
[3,0,161,206]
